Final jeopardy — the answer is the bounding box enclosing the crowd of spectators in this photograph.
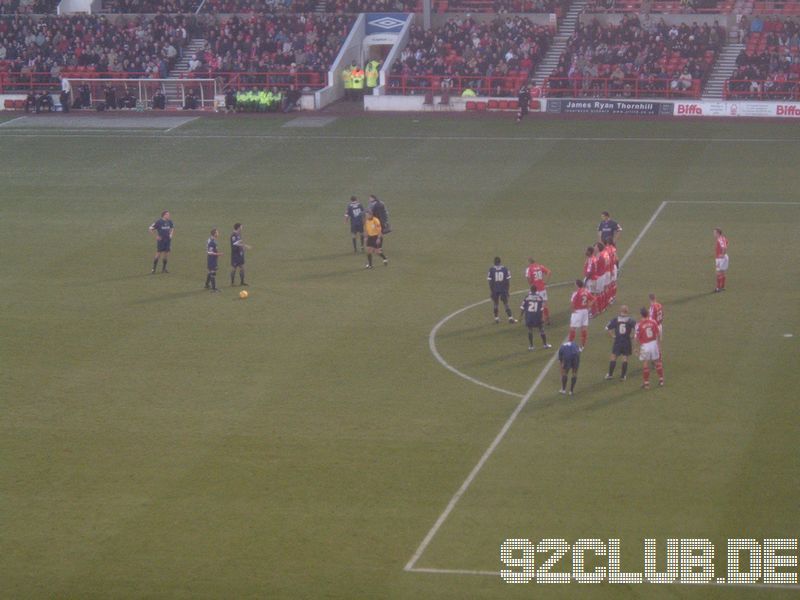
[488,0,569,14]
[0,14,193,87]
[389,16,552,94]
[546,15,724,97]
[586,0,723,14]
[102,0,202,14]
[99,0,566,13]
[189,14,351,77]
[0,0,59,14]
[727,16,799,98]
[201,0,315,12]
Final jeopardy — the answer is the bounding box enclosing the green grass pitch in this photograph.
[1,113,798,599]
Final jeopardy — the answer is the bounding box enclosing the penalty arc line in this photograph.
[405,201,668,573]
[428,280,573,400]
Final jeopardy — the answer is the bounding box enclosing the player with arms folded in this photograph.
[648,293,664,337]
[583,246,599,317]
[488,257,516,324]
[525,257,552,325]
[149,210,174,274]
[519,287,551,350]
[713,228,729,292]
[594,242,611,314]
[569,279,595,349]
[635,307,664,389]
[605,305,634,380]
[606,241,619,304]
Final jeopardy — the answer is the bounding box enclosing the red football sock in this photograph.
[656,360,664,381]
[720,274,726,289]
[568,329,576,342]
[642,364,650,385]
[716,274,723,289]
[580,329,587,347]
[543,306,550,323]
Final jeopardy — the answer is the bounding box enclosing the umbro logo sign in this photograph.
[368,16,405,30]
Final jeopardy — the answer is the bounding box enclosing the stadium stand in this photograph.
[200,0,318,12]
[585,0,736,14]
[0,0,59,14]
[101,0,203,14]
[196,14,352,78]
[0,14,193,92]
[725,16,799,98]
[543,15,725,98]
[388,16,553,95]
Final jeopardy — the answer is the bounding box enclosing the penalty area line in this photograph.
[406,201,668,573]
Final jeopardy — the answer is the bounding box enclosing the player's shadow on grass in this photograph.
[129,289,208,304]
[668,291,715,307]
[460,351,550,369]
[552,375,650,415]
[290,252,357,262]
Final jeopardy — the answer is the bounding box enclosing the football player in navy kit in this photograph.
[149,210,174,273]
[558,341,581,395]
[230,223,251,286]
[488,257,516,324]
[519,287,552,350]
[205,228,222,292]
[605,305,635,380]
[598,211,622,246]
[345,196,365,253]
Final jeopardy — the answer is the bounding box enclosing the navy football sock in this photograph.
[528,332,533,345]
[621,362,628,377]
[561,375,567,390]
[570,376,577,392]
[239,270,245,284]
[608,360,616,376]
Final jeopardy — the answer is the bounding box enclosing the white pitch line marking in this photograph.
[406,201,668,573]
[165,117,198,133]
[1,132,800,143]
[0,116,28,127]
[428,280,572,400]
